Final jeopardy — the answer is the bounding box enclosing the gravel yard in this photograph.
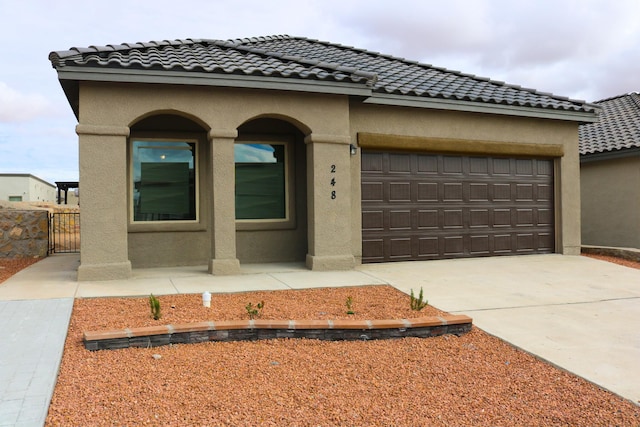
[2,256,639,425]
[46,285,640,426]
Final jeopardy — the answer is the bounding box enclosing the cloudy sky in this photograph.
[1,0,639,185]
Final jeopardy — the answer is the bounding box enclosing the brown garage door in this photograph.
[361,151,554,263]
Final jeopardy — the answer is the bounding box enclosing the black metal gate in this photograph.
[48,212,80,254]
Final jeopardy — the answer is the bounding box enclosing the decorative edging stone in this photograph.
[83,315,473,351]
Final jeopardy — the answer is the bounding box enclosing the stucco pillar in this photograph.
[208,129,241,275]
[76,124,132,280]
[559,144,582,255]
[305,134,356,270]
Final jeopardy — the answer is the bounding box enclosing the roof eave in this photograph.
[54,67,373,98]
[580,146,640,163]
[364,93,599,123]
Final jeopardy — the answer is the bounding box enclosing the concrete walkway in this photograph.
[0,253,638,426]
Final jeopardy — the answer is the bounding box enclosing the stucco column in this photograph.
[559,141,582,255]
[76,124,132,281]
[305,134,356,270]
[208,129,241,275]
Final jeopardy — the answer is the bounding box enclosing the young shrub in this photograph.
[410,287,429,311]
[345,296,355,315]
[149,294,161,320]
[245,301,264,319]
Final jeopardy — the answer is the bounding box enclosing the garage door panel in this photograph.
[417,182,438,201]
[516,159,534,175]
[361,152,383,172]
[362,210,384,231]
[417,155,438,173]
[470,209,490,228]
[362,181,384,202]
[538,233,554,251]
[362,238,384,261]
[537,184,552,201]
[388,153,412,173]
[493,209,512,227]
[389,182,411,201]
[537,160,553,175]
[389,238,412,259]
[469,157,489,174]
[493,183,512,201]
[516,233,535,252]
[418,210,438,229]
[516,209,534,226]
[516,184,534,201]
[443,209,464,228]
[538,208,553,226]
[470,235,490,255]
[470,183,489,201]
[418,237,439,256]
[443,183,464,201]
[443,156,464,174]
[389,210,411,230]
[443,236,464,255]
[492,158,511,175]
[362,151,554,263]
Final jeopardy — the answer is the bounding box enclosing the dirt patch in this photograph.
[46,286,640,426]
[583,253,640,270]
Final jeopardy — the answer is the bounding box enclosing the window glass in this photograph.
[235,143,286,220]
[132,140,196,222]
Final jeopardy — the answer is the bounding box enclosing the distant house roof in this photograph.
[49,35,598,122]
[0,173,55,188]
[579,92,640,157]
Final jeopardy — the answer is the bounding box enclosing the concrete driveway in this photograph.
[358,254,640,405]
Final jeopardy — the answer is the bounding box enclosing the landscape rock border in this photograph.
[84,314,473,351]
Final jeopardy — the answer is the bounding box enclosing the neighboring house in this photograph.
[48,35,599,281]
[579,92,640,249]
[0,173,56,202]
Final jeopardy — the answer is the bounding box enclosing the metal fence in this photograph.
[48,212,80,254]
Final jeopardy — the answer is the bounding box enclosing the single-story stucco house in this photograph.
[579,91,640,249]
[48,35,599,281]
[0,173,56,203]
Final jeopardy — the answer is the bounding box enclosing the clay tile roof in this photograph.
[49,35,597,115]
[579,92,640,155]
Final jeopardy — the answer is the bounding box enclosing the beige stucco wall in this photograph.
[348,103,582,259]
[581,156,640,248]
[75,81,583,280]
[76,82,355,279]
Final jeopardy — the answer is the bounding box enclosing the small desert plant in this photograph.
[345,296,355,315]
[245,301,264,319]
[149,294,161,320]
[410,287,428,311]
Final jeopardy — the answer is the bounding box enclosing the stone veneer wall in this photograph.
[0,209,49,258]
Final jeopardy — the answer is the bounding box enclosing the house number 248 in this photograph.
[330,164,336,199]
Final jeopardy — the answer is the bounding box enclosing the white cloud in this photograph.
[0,82,55,122]
[1,0,640,182]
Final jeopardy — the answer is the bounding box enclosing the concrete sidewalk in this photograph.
[0,298,73,427]
[0,253,638,426]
